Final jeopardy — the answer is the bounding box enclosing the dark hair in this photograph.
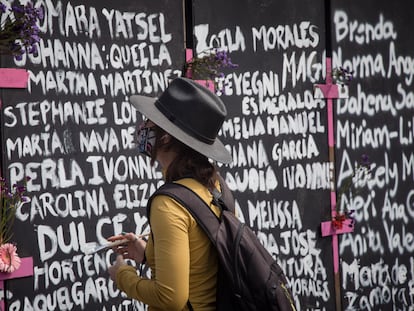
[151,125,218,189]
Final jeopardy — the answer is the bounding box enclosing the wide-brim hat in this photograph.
[129,77,232,164]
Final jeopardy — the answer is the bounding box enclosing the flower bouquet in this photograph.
[332,154,371,229]
[331,66,353,86]
[0,177,30,273]
[183,48,238,91]
[0,2,43,59]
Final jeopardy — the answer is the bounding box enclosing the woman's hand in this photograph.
[108,232,147,264]
[108,255,126,282]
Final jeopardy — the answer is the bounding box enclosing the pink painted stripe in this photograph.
[194,79,215,92]
[0,68,28,88]
[330,191,337,214]
[321,219,354,237]
[327,100,335,147]
[316,84,339,99]
[0,280,4,311]
[332,235,339,273]
[0,257,33,281]
[185,48,193,62]
[326,57,332,84]
[326,57,340,274]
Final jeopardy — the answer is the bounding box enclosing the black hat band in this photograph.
[155,100,215,145]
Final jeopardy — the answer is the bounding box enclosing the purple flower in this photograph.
[12,49,24,59]
[0,1,42,58]
[361,154,370,167]
[335,154,372,223]
[21,196,30,203]
[184,47,238,92]
[11,5,24,14]
[36,7,44,20]
[1,177,30,243]
[16,185,26,193]
[28,44,37,54]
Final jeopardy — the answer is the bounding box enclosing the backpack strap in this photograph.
[215,174,236,213]
[146,175,235,244]
[151,182,221,245]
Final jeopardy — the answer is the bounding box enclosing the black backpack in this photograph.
[147,179,297,311]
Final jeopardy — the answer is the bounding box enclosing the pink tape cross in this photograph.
[0,68,29,88]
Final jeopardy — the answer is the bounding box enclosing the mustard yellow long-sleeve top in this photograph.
[116,178,221,311]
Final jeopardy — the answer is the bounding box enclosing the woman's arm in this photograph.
[115,195,192,310]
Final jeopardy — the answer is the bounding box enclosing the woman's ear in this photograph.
[160,134,171,144]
